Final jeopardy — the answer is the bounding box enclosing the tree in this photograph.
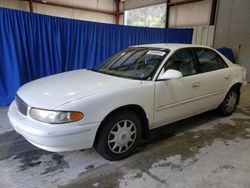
[126,4,166,28]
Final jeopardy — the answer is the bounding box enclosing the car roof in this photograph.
[132,43,214,51]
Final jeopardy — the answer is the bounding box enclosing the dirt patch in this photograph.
[41,153,69,175]
[14,150,51,171]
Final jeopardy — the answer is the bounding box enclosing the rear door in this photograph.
[192,48,232,111]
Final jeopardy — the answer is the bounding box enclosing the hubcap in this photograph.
[225,91,237,112]
[108,120,137,154]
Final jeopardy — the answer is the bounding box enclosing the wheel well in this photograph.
[231,83,242,104]
[94,105,149,145]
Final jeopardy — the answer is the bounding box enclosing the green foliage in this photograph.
[126,4,166,28]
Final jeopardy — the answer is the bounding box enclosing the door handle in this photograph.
[224,75,231,79]
[192,82,200,88]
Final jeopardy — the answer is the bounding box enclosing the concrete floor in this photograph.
[0,85,250,188]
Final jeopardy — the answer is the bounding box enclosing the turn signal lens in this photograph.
[70,112,84,121]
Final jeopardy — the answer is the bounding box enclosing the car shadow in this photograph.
[139,110,222,148]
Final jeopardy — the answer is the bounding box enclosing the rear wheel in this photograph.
[95,111,142,161]
[219,88,239,116]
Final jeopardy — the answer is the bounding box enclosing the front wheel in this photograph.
[219,88,239,116]
[95,111,142,161]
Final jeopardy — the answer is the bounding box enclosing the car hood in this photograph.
[17,69,142,109]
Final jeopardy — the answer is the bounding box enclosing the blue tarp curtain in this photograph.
[217,47,235,63]
[0,8,193,106]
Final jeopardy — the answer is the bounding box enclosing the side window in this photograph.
[194,48,228,73]
[162,48,197,77]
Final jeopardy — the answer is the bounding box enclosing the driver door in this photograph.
[153,48,201,128]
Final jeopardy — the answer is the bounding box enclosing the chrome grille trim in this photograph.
[15,95,28,116]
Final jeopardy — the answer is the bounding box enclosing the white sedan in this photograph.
[8,44,247,160]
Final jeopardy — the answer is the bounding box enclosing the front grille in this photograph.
[16,95,28,116]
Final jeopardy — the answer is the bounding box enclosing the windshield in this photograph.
[92,47,169,80]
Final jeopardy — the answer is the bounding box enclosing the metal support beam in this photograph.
[168,0,204,7]
[165,0,170,28]
[115,0,120,24]
[209,0,217,25]
[29,0,33,12]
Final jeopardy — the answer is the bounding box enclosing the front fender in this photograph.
[54,82,155,127]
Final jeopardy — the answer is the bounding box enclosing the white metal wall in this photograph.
[214,0,250,81]
[192,26,215,47]
[169,0,212,27]
[0,0,116,24]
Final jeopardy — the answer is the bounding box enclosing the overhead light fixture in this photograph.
[41,0,47,3]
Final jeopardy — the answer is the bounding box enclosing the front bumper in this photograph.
[8,102,100,152]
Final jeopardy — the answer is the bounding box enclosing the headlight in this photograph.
[29,108,84,124]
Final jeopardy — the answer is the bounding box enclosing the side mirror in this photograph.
[158,69,183,80]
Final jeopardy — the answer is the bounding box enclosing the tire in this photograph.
[219,88,239,116]
[95,110,142,161]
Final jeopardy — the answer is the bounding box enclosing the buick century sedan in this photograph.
[8,44,247,160]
